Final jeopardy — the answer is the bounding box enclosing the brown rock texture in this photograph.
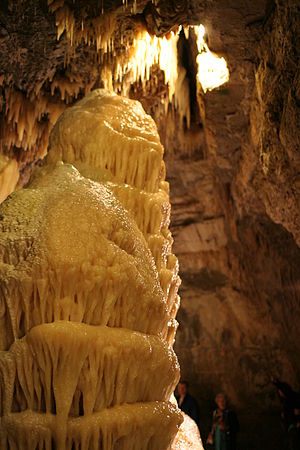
[140,3,300,445]
[160,0,300,413]
[235,0,300,245]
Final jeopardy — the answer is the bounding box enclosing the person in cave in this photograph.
[206,393,239,450]
[272,378,300,450]
[287,405,300,450]
[176,380,200,425]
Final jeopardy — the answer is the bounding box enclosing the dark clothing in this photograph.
[273,380,300,450]
[212,408,239,450]
[287,410,300,450]
[287,426,300,450]
[178,393,200,424]
[274,380,300,431]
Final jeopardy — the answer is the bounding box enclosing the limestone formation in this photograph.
[47,89,182,344]
[0,92,183,449]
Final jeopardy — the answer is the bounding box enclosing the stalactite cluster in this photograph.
[0,0,227,197]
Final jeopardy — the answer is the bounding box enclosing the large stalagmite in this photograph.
[47,89,182,343]
[0,90,183,449]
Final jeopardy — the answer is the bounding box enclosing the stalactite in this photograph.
[0,87,66,167]
[0,0,230,205]
[47,0,117,57]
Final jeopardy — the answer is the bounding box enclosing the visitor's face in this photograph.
[178,383,187,396]
[216,395,226,410]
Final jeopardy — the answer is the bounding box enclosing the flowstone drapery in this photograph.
[0,90,183,450]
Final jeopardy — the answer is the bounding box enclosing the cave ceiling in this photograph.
[0,0,203,170]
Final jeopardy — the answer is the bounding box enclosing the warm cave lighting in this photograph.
[117,31,179,101]
[193,24,229,93]
[48,1,228,98]
[117,24,229,100]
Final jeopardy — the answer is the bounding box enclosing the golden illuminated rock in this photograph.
[47,89,166,193]
[172,413,204,450]
[0,91,183,449]
[48,89,181,343]
[0,155,19,204]
[0,164,169,347]
[1,402,181,450]
[0,321,179,415]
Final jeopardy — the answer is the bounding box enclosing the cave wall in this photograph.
[155,0,300,412]
[0,0,299,422]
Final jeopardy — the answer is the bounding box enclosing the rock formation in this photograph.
[0,91,183,449]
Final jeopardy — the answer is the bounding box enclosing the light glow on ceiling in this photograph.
[117,31,179,101]
[193,24,229,93]
[117,24,229,99]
